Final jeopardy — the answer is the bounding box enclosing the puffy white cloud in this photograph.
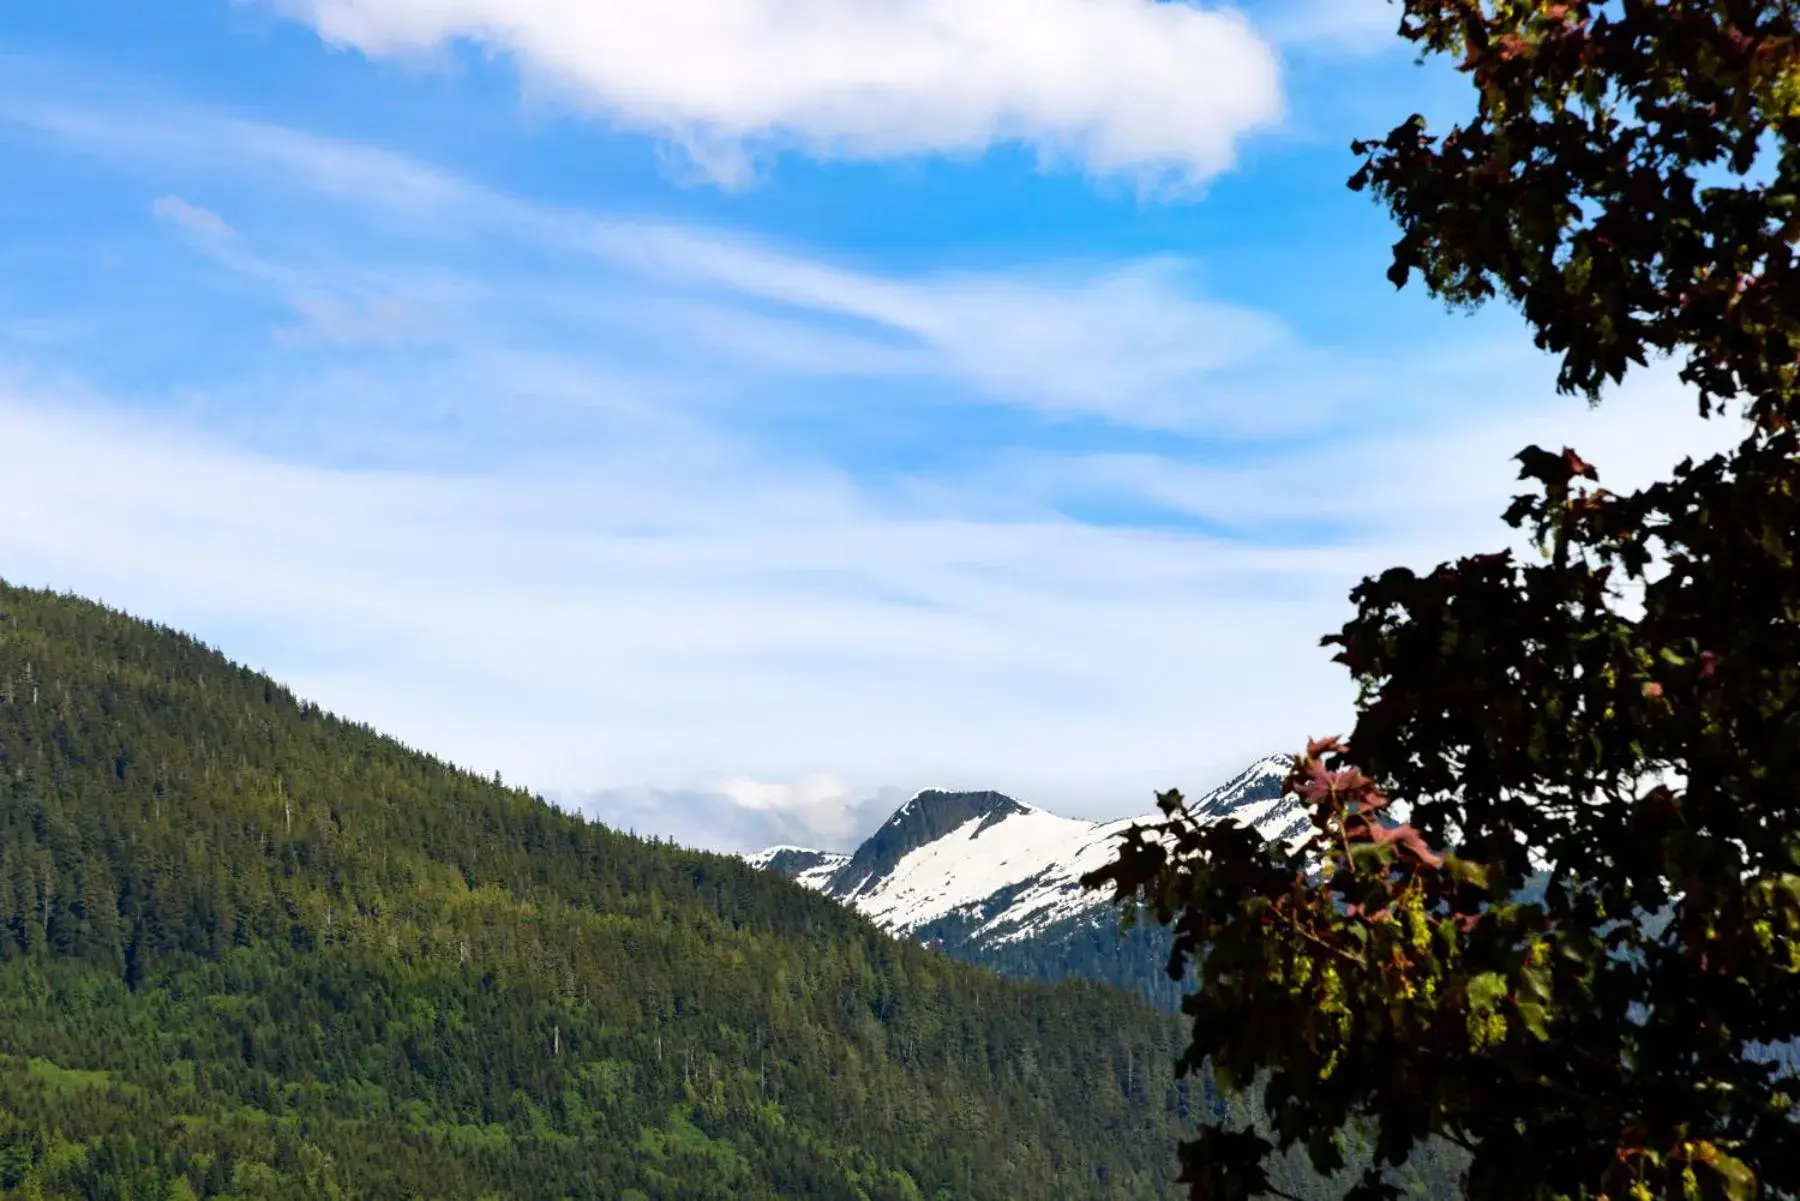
[271,0,1284,189]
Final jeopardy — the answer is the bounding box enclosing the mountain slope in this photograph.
[751,758,1308,1009]
[0,581,1197,1201]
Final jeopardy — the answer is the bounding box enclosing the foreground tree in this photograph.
[1089,4,1800,1199]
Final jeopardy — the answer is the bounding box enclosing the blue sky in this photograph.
[0,0,1733,851]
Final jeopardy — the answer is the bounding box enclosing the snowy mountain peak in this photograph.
[743,758,1312,1010]
[829,788,1034,898]
[895,788,1035,834]
[1188,754,1307,844]
[749,756,1308,957]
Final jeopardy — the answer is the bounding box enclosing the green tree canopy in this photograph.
[1089,4,1800,1199]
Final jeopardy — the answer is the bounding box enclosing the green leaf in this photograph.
[1513,1001,1551,1042]
[1692,1142,1757,1201]
[1445,856,1492,891]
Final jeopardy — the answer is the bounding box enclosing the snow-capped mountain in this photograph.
[747,756,1306,1007]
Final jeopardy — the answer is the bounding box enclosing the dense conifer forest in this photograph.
[915,907,1188,1013]
[0,580,1207,1200]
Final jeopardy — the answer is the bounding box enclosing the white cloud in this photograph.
[589,232,1299,427]
[0,382,1361,832]
[607,234,1294,427]
[711,775,897,848]
[1,86,481,218]
[152,194,238,244]
[1006,359,1743,564]
[560,781,902,853]
[0,357,1743,850]
[278,294,430,347]
[145,191,450,351]
[268,0,1284,189]
[9,86,1297,430]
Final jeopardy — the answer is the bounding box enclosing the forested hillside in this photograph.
[912,907,1187,1012]
[0,580,1199,1200]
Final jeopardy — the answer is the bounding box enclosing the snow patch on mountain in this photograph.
[844,805,1097,934]
[744,845,850,890]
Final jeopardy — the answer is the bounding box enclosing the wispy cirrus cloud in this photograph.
[1262,0,1403,52]
[265,0,1284,191]
[2,81,1305,431]
[0,352,1737,849]
[0,383,1364,823]
[147,191,443,350]
[277,294,430,348]
[595,231,1296,428]
[151,194,238,245]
